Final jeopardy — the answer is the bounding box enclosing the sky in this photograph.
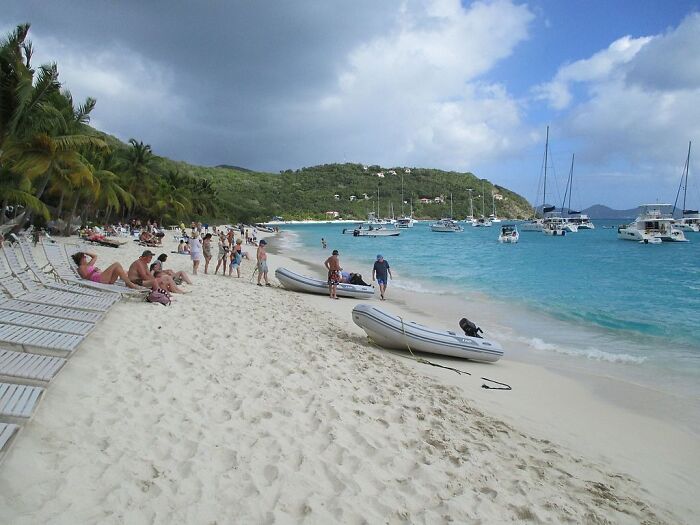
[3,0,700,209]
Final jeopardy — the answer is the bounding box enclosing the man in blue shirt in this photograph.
[372,254,392,300]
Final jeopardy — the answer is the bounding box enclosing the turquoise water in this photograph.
[278,221,700,397]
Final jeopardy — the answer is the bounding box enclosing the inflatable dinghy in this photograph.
[352,304,503,362]
[275,267,375,299]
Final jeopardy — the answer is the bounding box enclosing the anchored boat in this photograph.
[275,268,375,299]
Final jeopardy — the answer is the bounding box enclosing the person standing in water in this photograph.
[372,254,392,300]
[321,238,327,249]
[324,249,341,299]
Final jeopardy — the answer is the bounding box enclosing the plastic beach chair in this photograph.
[0,348,66,383]
[0,382,44,420]
[0,309,94,335]
[40,242,143,297]
[3,242,115,297]
[0,422,20,465]
[0,323,84,357]
[0,297,103,324]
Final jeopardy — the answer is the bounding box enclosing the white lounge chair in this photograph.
[0,274,116,313]
[0,348,66,383]
[0,309,94,335]
[0,323,84,356]
[10,241,121,297]
[0,297,103,324]
[3,246,119,300]
[40,242,144,297]
[0,422,20,465]
[0,382,44,420]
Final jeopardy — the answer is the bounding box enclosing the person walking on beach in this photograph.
[256,239,270,286]
[202,233,213,274]
[324,249,342,299]
[189,231,203,275]
[214,232,230,275]
[372,254,392,300]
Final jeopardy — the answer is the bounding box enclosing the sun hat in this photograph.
[376,254,383,260]
[236,239,243,244]
[142,250,156,257]
[332,249,339,255]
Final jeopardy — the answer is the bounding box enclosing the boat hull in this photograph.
[352,304,503,362]
[276,268,375,299]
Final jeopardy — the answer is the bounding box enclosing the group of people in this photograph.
[184,229,255,278]
[72,249,192,296]
[324,250,392,300]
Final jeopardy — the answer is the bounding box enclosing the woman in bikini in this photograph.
[71,251,144,289]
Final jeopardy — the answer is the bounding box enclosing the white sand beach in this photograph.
[1,231,698,524]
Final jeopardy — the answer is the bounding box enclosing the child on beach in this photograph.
[324,249,342,299]
[372,254,392,300]
[230,238,243,277]
[256,239,270,286]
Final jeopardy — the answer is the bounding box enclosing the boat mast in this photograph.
[468,188,474,219]
[562,153,574,213]
[401,175,405,216]
[673,141,692,216]
[543,125,549,218]
[481,182,485,216]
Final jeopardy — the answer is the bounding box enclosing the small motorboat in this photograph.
[275,268,375,299]
[498,224,519,243]
[352,304,503,362]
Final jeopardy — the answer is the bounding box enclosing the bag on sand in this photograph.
[459,317,483,338]
[146,289,171,306]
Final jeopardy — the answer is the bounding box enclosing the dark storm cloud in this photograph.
[2,1,399,168]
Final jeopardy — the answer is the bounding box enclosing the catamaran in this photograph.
[489,192,501,223]
[673,142,699,233]
[617,204,688,243]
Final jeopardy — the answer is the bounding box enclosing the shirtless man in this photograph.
[128,250,185,293]
[324,249,341,299]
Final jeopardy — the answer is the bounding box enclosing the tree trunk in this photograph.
[57,189,65,219]
[64,195,79,236]
[0,199,7,225]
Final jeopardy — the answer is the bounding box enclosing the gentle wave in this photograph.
[516,336,648,364]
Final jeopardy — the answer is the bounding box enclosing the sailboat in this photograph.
[473,182,492,227]
[522,126,555,232]
[431,193,463,232]
[397,175,415,228]
[561,154,592,230]
[489,192,501,223]
[462,188,475,225]
[673,141,699,232]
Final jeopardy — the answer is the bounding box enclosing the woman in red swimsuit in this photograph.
[71,251,144,289]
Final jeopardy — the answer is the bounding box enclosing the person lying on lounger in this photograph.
[71,251,145,289]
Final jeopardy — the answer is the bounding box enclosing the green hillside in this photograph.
[0,23,533,229]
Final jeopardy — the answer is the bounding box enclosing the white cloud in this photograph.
[534,35,651,110]
[537,12,700,203]
[309,0,535,169]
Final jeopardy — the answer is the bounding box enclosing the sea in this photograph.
[276,219,700,426]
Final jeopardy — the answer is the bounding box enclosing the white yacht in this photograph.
[568,214,595,229]
[521,218,544,232]
[342,222,400,237]
[544,214,578,233]
[543,221,566,236]
[472,216,492,227]
[489,192,501,223]
[430,218,464,232]
[498,224,519,243]
[617,204,688,243]
[396,178,415,228]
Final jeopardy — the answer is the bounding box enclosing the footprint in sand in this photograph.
[263,464,279,485]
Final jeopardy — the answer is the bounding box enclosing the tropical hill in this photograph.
[0,23,533,229]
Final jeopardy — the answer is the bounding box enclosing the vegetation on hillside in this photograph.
[0,24,532,230]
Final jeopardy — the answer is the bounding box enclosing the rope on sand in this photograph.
[366,315,512,391]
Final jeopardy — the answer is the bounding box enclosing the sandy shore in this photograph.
[0,231,696,523]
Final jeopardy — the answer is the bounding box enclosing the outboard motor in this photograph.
[459,317,483,338]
